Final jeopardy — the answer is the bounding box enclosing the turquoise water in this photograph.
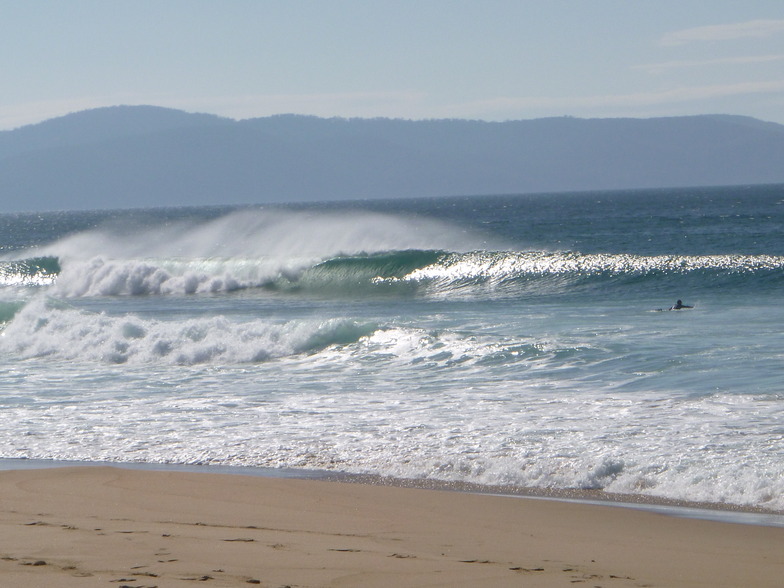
[1,184,782,510]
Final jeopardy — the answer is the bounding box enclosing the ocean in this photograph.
[1,184,783,512]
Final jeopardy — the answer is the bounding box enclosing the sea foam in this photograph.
[0,298,375,365]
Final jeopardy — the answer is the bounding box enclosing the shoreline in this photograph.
[1,465,782,587]
[3,457,782,528]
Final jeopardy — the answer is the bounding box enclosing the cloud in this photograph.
[599,80,784,106]
[445,80,784,118]
[634,54,784,74]
[662,19,784,46]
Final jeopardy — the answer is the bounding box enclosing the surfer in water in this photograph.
[670,299,693,310]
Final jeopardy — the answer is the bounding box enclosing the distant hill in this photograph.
[1,105,783,212]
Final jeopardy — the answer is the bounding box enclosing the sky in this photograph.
[2,1,784,130]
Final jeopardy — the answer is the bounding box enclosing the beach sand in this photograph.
[0,467,781,587]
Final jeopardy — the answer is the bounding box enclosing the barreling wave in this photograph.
[38,249,784,299]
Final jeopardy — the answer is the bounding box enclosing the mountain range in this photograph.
[1,105,783,212]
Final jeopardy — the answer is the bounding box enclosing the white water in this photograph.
[1,196,783,512]
[1,293,783,510]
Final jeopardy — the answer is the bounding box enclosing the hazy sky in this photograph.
[2,1,784,130]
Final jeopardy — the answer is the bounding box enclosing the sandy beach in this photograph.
[0,467,781,587]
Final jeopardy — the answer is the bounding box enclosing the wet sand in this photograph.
[0,466,781,587]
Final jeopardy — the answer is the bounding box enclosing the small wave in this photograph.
[337,326,546,368]
[0,299,377,365]
[0,298,545,368]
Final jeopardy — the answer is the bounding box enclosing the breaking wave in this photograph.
[0,298,378,365]
[17,249,784,299]
[0,297,547,367]
[4,208,781,300]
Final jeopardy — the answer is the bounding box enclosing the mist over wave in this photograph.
[25,208,490,262]
[1,208,494,297]
[4,207,782,299]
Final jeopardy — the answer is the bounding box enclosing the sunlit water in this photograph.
[1,185,783,510]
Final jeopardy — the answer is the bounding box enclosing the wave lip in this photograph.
[400,250,784,280]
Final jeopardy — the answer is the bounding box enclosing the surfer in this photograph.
[670,299,692,310]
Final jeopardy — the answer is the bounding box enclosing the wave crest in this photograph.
[384,250,784,297]
[10,249,784,299]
